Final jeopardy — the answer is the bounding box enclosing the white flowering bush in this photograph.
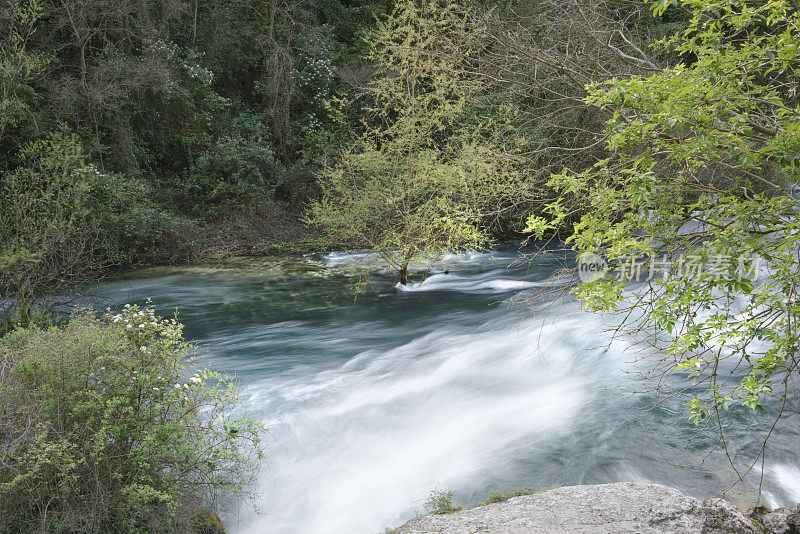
[0,304,263,533]
[295,33,337,125]
[145,39,214,92]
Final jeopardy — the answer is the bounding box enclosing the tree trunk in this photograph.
[192,0,199,48]
[399,264,408,286]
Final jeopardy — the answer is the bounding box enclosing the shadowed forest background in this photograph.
[0,0,685,303]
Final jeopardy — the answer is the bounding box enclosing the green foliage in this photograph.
[531,0,800,447]
[0,132,187,331]
[0,304,263,533]
[0,0,395,285]
[308,0,524,284]
[0,0,48,142]
[0,132,103,329]
[482,487,538,505]
[188,113,281,220]
[424,489,463,515]
[258,235,341,255]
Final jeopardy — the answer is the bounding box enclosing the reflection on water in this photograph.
[97,245,800,533]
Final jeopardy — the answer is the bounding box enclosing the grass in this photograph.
[425,489,463,515]
[259,235,343,255]
[384,485,558,533]
[482,487,539,505]
[482,485,561,506]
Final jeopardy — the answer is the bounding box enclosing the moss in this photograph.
[258,235,345,255]
[482,487,538,505]
[192,508,227,534]
[481,485,561,506]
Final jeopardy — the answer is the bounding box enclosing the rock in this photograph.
[748,504,770,521]
[699,498,761,534]
[762,505,800,534]
[393,482,761,534]
[192,508,227,534]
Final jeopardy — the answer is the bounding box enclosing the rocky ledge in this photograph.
[394,482,800,534]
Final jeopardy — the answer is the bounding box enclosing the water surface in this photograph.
[99,246,800,533]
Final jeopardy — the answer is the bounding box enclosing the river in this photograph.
[98,244,800,533]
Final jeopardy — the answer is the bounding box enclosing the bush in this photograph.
[0,132,179,331]
[187,113,283,220]
[0,133,104,330]
[424,489,462,515]
[0,304,263,533]
[84,165,187,267]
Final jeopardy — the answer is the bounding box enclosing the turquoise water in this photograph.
[99,246,800,533]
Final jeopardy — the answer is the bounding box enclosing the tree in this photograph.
[0,0,49,146]
[528,0,800,482]
[474,0,672,187]
[0,133,103,331]
[308,0,523,285]
[0,131,165,332]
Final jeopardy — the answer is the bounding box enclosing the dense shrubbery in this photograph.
[0,131,195,331]
[0,305,263,533]
[187,113,282,220]
[0,0,390,280]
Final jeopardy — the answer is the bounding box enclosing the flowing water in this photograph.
[98,245,800,533]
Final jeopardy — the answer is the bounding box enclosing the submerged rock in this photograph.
[393,482,762,534]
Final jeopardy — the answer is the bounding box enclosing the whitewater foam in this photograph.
[234,308,622,533]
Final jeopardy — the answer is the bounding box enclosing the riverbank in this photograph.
[181,202,342,260]
[391,482,798,534]
[115,200,529,273]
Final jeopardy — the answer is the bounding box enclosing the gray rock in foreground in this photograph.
[761,504,800,534]
[393,482,762,534]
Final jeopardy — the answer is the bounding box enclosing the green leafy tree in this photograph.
[309,0,523,285]
[528,0,800,477]
[0,132,167,331]
[188,113,281,220]
[0,133,103,330]
[0,0,48,144]
[0,0,51,151]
